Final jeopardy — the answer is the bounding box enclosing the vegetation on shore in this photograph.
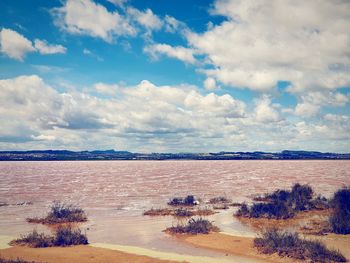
[168,195,198,206]
[208,196,231,204]
[26,201,87,224]
[10,225,88,248]
[166,218,219,234]
[254,228,346,262]
[143,207,215,217]
[0,258,38,263]
[143,208,173,216]
[329,187,350,234]
[236,184,329,219]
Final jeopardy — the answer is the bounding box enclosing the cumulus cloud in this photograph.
[127,7,162,31]
[94,82,120,96]
[0,28,35,61]
[0,28,67,60]
[185,0,350,92]
[52,0,135,42]
[295,91,349,117]
[107,0,128,7]
[203,77,218,90]
[255,96,281,123]
[34,39,66,54]
[1,75,348,152]
[164,15,187,34]
[144,43,196,64]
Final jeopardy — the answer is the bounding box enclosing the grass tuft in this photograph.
[10,225,88,248]
[27,201,87,224]
[254,228,346,262]
[329,187,350,234]
[168,195,198,206]
[166,218,219,234]
[174,208,194,217]
[0,257,38,263]
[143,208,173,216]
[236,183,323,219]
[208,196,231,204]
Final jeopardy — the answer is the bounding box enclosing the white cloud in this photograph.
[127,7,162,31]
[204,77,218,90]
[107,0,128,7]
[83,48,103,61]
[0,28,67,60]
[186,0,350,92]
[0,75,348,152]
[34,39,66,54]
[164,15,186,34]
[295,91,349,117]
[94,82,120,96]
[0,28,35,61]
[255,96,280,123]
[52,0,135,42]
[144,43,196,64]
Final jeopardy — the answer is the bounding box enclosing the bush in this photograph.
[143,208,173,216]
[236,184,321,219]
[209,196,230,204]
[10,230,54,248]
[166,218,219,234]
[236,203,249,216]
[168,195,197,206]
[54,225,88,246]
[0,258,37,263]
[330,187,350,234]
[174,208,193,217]
[254,228,346,262]
[27,201,87,224]
[10,225,88,248]
[249,202,294,219]
[288,183,313,211]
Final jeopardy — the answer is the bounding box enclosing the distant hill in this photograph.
[0,150,349,161]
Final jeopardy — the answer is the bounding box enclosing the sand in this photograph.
[179,232,297,263]
[0,245,181,263]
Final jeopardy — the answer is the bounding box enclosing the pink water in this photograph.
[0,160,349,256]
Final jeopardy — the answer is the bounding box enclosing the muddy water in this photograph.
[0,160,349,259]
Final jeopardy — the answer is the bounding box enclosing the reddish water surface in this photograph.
[0,160,349,256]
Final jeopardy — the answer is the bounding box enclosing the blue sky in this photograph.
[0,0,349,152]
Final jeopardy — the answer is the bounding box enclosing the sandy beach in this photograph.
[0,245,180,263]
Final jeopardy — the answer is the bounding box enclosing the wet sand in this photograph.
[0,245,181,263]
[176,231,350,263]
[177,233,294,263]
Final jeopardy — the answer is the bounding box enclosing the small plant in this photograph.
[143,208,173,216]
[10,225,88,248]
[209,196,230,204]
[236,203,249,216]
[254,228,346,262]
[329,187,350,234]
[174,208,193,217]
[0,257,38,263]
[168,195,198,206]
[166,218,219,234]
[54,225,88,246]
[10,230,54,248]
[27,201,87,224]
[311,195,330,210]
[236,184,323,219]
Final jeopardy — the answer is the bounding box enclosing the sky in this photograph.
[0,0,349,153]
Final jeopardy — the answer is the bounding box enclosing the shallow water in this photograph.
[0,160,349,259]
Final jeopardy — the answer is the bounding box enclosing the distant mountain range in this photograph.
[0,150,349,161]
